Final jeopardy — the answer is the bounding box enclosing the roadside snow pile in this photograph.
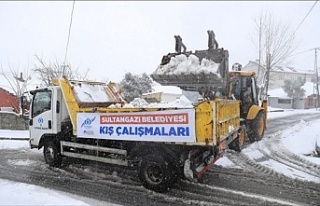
[0,179,91,206]
[281,119,320,157]
[0,130,29,138]
[267,107,320,120]
[0,140,29,149]
[153,54,221,76]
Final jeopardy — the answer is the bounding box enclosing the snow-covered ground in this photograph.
[216,107,320,182]
[0,107,320,205]
[0,178,91,206]
[0,132,116,205]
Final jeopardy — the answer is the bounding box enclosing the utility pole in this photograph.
[61,64,69,77]
[265,53,271,98]
[258,16,262,82]
[313,48,320,110]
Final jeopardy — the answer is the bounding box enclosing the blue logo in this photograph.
[81,117,96,128]
[38,117,44,124]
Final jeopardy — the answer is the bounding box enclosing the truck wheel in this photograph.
[138,154,177,192]
[249,111,265,142]
[43,141,62,167]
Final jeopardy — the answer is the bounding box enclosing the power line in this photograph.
[63,0,76,75]
[293,0,318,34]
[288,49,312,58]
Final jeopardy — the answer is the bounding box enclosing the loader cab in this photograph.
[228,71,259,118]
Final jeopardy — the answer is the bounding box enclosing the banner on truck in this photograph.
[77,109,196,142]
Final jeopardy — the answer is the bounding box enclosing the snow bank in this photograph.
[267,107,320,120]
[0,140,29,149]
[281,119,320,156]
[0,178,90,205]
[0,129,29,138]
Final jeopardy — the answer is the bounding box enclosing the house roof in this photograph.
[243,60,315,75]
[0,87,20,113]
[273,65,297,72]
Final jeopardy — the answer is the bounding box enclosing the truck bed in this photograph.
[55,77,240,146]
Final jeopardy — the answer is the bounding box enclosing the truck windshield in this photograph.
[32,90,52,118]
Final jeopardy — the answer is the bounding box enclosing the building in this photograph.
[243,60,320,109]
[242,60,317,90]
[267,80,319,109]
[0,87,20,113]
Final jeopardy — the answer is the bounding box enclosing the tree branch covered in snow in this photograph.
[119,72,152,102]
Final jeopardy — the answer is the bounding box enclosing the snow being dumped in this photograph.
[153,54,221,76]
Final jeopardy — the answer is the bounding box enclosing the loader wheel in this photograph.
[43,140,62,167]
[229,129,246,152]
[249,111,265,142]
[138,154,177,192]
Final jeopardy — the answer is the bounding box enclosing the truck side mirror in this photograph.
[20,96,29,110]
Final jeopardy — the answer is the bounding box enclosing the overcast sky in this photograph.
[0,1,319,84]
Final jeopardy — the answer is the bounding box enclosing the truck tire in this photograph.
[43,140,62,167]
[249,111,265,142]
[138,154,177,192]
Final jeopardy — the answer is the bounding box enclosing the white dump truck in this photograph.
[21,77,241,192]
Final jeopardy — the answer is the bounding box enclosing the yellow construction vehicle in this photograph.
[151,30,267,150]
[21,76,241,192]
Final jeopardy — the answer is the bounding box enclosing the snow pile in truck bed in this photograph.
[154,54,221,76]
[107,95,194,109]
[72,83,112,103]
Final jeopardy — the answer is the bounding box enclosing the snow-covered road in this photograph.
[0,107,320,205]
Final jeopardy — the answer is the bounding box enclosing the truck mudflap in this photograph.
[183,130,238,181]
[183,153,223,181]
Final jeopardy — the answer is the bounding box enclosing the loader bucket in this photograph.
[151,30,229,94]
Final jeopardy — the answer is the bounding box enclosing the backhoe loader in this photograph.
[151,30,268,151]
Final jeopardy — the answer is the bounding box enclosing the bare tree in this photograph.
[33,54,89,86]
[1,63,32,114]
[250,11,299,78]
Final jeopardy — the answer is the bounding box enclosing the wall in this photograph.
[268,97,307,109]
[305,95,319,109]
[268,97,292,109]
[0,112,28,130]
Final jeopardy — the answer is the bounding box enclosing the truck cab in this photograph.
[28,87,69,149]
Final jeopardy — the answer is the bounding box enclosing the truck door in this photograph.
[29,89,53,148]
